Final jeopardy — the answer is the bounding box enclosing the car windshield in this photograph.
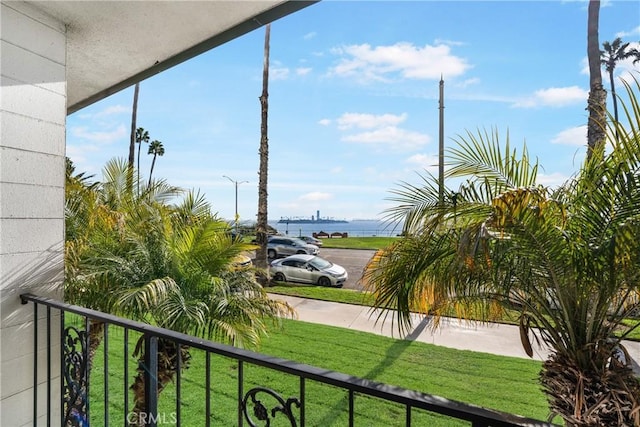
[290,238,306,245]
[308,257,331,270]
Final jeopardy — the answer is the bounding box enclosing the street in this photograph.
[256,247,377,290]
[314,248,377,291]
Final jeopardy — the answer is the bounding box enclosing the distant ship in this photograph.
[278,210,349,224]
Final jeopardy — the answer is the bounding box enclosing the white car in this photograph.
[270,254,347,287]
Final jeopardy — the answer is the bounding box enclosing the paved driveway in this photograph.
[316,248,376,291]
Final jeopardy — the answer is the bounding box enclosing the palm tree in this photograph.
[601,37,640,133]
[147,139,164,186]
[65,158,293,426]
[586,0,607,161]
[65,158,181,370]
[364,78,640,425]
[255,23,271,271]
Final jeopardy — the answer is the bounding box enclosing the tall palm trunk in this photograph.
[607,68,619,126]
[586,0,607,161]
[148,154,157,187]
[128,83,140,190]
[129,83,139,170]
[255,24,271,271]
[137,140,143,193]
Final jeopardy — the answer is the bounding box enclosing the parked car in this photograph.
[298,235,323,247]
[267,237,319,259]
[270,254,347,287]
[230,253,252,271]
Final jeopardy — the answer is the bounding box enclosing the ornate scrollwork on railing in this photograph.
[63,325,89,427]
[242,386,300,427]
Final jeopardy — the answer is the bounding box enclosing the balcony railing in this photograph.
[20,293,556,427]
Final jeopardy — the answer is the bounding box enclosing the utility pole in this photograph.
[438,75,445,208]
[223,175,248,234]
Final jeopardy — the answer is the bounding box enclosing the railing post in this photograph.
[144,335,158,427]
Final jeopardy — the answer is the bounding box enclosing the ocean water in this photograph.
[268,219,404,238]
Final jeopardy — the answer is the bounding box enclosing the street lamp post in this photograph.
[223,175,248,234]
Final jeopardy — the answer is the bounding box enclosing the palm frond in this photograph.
[446,128,539,189]
[115,277,180,319]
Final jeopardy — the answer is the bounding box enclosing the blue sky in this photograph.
[67,0,640,222]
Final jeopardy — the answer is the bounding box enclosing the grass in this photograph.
[245,235,397,250]
[318,236,397,250]
[82,316,557,426]
[267,283,375,306]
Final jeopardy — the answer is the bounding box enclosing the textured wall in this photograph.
[0,2,66,425]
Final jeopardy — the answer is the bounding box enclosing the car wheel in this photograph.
[273,272,286,283]
[317,276,331,287]
[267,249,276,259]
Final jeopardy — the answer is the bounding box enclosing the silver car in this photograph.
[267,237,319,259]
[270,254,347,287]
[298,235,323,247]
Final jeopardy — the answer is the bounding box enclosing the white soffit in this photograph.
[26,1,316,114]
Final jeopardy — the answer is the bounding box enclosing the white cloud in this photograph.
[337,112,407,130]
[318,119,331,126]
[536,86,588,106]
[299,192,333,201]
[433,38,465,47]
[78,104,129,119]
[303,31,317,40]
[70,124,127,144]
[551,125,587,146]
[455,77,480,88]
[296,67,312,76]
[328,42,470,83]
[513,86,588,108]
[271,67,290,81]
[334,112,428,150]
[65,144,98,164]
[100,105,129,116]
[342,126,430,151]
[406,153,439,170]
[330,166,343,174]
[537,172,572,188]
[615,26,640,38]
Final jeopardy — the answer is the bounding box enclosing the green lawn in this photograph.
[268,284,375,306]
[245,235,397,250]
[83,316,558,426]
[318,236,397,250]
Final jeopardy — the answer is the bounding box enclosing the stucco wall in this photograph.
[0,2,65,425]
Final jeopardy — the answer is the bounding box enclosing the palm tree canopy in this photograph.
[135,127,150,144]
[65,158,293,348]
[365,77,640,368]
[148,140,165,156]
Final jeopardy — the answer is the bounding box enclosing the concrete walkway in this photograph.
[270,294,640,374]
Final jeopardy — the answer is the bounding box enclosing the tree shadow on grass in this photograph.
[310,317,437,426]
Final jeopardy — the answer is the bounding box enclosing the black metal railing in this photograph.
[21,293,556,427]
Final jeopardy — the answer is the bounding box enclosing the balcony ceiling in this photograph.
[27,1,316,114]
